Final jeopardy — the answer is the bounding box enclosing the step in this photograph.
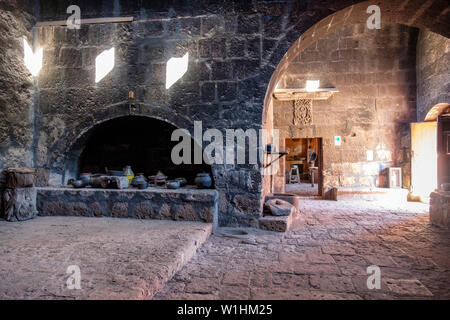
[36,187,218,230]
[0,216,212,299]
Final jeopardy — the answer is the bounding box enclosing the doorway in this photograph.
[284,138,323,197]
[411,121,437,202]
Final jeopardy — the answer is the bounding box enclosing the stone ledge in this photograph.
[36,187,218,230]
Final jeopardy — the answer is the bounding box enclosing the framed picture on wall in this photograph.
[389,167,402,188]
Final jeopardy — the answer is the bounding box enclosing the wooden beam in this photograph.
[273,88,339,101]
[36,17,134,27]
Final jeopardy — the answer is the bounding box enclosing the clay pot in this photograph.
[71,180,85,188]
[79,174,90,185]
[149,171,167,186]
[195,173,212,188]
[131,176,146,187]
[441,183,450,191]
[175,177,187,187]
[136,181,148,189]
[166,180,180,189]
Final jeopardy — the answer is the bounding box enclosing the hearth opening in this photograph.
[77,116,213,186]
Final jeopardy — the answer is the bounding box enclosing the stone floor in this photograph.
[155,200,450,300]
[0,217,212,299]
[0,200,448,300]
[286,183,319,197]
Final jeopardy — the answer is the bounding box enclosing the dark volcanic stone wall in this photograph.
[7,0,448,226]
[0,1,35,170]
[34,0,362,227]
[274,24,418,190]
[0,0,35,208]
[416,30,450,121]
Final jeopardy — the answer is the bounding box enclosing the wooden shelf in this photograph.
[36,17,134,27]
[273,88,339,101]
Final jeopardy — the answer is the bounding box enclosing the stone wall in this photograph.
[430,190,450,228]
[1,0,449,226]
[0,1,35,171]
[33,0,370,227]
[273,24,418,191]
[0,0,35,212]
[416,30,450,121]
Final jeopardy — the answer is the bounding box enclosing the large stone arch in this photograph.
[47,101,197,183]
[263,0,450,126]
[425,103,450,121]
[260,0,450,198]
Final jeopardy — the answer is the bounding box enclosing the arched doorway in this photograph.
[411,103,450,202]
[261,0,450,201]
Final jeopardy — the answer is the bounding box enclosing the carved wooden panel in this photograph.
[293,99,312,125]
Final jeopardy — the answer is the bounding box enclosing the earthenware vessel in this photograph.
[175,177,187,187]
[79,174,90,185]
[123,165,134,185]
[72,180,85,188]
[136,181,148,189]
[131,176,146,187]
[166,180,180,189]
[149,171,167,186]
[195,173,212,188]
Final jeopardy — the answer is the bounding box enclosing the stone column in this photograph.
[1,168,37,222]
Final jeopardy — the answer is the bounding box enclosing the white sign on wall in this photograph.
[334,136,341,146]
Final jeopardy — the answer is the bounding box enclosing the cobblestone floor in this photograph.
[286,183,319,197]
[155,200,450,300]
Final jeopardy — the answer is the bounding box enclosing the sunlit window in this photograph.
[23,39,43,76]
[95,48,115,83]
[306,80,320,92]
[165,52,189,89]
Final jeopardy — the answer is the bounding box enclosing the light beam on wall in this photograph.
[95,48,115,83]
[165,52,189,89]
[23,39,43,76]
[306,80,320,92]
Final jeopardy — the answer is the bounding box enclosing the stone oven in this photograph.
[63,115,212,186]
